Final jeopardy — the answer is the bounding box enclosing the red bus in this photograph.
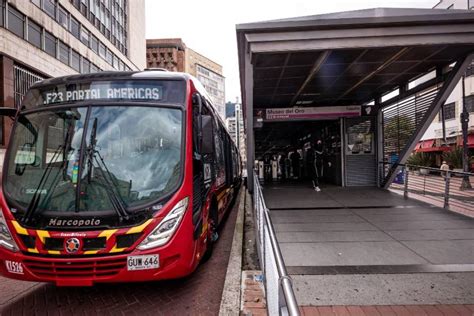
[0,71,241,286]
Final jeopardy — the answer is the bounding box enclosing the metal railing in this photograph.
[381,162,474,213]
[253,172,300,316]
[14,65,44,108]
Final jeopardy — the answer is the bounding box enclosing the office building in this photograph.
[0,0,146,152]
[146,38,226,120]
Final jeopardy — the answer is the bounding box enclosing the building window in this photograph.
[31,0,41,8]
[7,6,25,38]
[439,102,456,121]
[99,42,106,58]
[70,0,80,10]
[44,31,56,57]
[71,0,128,55]
[70,49,80,72]
[82,58,90,73]
[57,5,69,29]
[90,34,99,53]
[112,54,119,69]
[59,41,69,64]
[80,26,89,46]
[43,0,56,19]
[27,19,42,49]
[465,95,474,113]
[0,1,4,27]
[90,63,99,73]
[80,0,88,15]
[70,16,80,39]
[106,49,113,65]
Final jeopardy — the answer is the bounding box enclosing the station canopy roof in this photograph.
[237,8,474,110]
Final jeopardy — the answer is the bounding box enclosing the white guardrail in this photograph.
[253,173,300,316]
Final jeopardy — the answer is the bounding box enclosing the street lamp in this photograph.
[461,74,472,190]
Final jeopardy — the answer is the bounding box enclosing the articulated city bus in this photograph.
[0,71,241,286]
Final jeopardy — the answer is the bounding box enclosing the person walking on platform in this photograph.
[279,153,287,181]
[311,140,325,192]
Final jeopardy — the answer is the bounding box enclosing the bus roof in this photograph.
[32,70,193,89]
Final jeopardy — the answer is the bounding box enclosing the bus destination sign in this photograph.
[43,85,163,105]
[22,79,186,109]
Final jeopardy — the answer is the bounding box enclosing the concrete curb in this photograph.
[219,189,246,316]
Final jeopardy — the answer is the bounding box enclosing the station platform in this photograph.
[261,183,474,305]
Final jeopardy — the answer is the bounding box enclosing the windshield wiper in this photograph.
[38,120,76,211]
[22,145,63,224]
[85,118,130,222]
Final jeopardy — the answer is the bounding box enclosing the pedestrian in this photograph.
[279,153,287,181]
[311,140,324,192]
[440,160,450,178]
[263,153,271,181]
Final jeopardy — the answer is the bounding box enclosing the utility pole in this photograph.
[461,74,472,190]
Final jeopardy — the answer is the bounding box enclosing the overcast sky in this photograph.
[145,0,438,103]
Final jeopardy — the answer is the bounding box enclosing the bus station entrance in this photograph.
[237,7,474,309]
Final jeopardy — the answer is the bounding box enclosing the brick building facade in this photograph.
[146,38,226,120]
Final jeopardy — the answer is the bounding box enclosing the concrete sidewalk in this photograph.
[262,183,474,306]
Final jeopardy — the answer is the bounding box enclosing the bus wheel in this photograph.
[202,202,218,262]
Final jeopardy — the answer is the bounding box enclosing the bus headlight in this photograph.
[138,197,189,250]
[0,209,19,252]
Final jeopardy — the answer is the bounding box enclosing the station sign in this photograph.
[256,106,361,122]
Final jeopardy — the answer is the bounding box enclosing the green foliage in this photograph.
[384,115,414,148]
[406,152,434,167]
[442,147,474,169]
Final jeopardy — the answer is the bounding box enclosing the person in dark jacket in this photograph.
[311,140,324,192]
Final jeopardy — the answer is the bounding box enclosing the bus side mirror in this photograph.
[0,107,17,117]
[201,115,214,155]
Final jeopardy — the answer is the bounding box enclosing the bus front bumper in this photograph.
[0,245,198,286]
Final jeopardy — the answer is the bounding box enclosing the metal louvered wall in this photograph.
[381,84,441,182]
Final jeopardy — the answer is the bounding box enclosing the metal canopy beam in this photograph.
[245,24,474,45]
[370,46,448,99]
[335,47,409,102]
[383,52,474,188]
[270,53,291,105]
[249,34,474,53]
[290,51,330,105]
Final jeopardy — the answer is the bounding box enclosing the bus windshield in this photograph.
[4,105,183,214]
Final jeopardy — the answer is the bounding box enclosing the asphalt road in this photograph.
[0,192,240,316]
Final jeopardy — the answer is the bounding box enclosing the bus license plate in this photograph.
[127,255,159,271]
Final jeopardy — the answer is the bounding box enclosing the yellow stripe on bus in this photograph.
[109,245,126,253]
[83,250,99,255]
[36,230,50,244]
[27,248,39,253]
[126,219,153,235]
[99,229,118,240]
[11,221,28,235]
[48,250,60,255]
[217,191,226,201]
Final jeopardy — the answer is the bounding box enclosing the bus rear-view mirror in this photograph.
[201,115,214,155]
[0,107,17,117]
